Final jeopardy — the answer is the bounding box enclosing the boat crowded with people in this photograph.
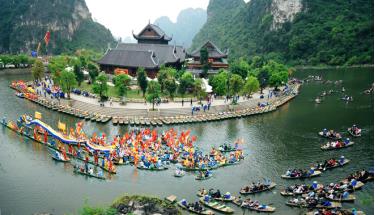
[240,180,277,194]
[313,156,350,171]
[199,196,234,214]
[321,139,354,150]
[177,199,215,215]
[197,189,235,202]
[282,169,322,179]
[233,197,276,213]
[318,129,342,140]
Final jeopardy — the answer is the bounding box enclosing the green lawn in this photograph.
[78,82,196,100]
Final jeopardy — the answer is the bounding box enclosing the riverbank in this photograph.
[294,64,373,70]
[10,80,301,126]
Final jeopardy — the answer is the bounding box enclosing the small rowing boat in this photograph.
[314,158,350,171]
[136,165,168,171]
[232,198,275,212]
[196,173,213,180]
[325,194,356,202]
[197,189,235,202]
[280,183,324,196]
[348,127,361,137]
[52,155,70,162]
[321,141,354,150]
[281,170,322,179]
[174,169,185,177]
[73,169,105,180]
[286,200,341,209]
[318,131,342,140]
[177,200,215,215]
[240,182,277,194]
[199,197,234,214]
[305,209,365,215]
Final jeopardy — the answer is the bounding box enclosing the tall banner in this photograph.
[44,31,50,46]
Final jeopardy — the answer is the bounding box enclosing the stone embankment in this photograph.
[10,83,300,126]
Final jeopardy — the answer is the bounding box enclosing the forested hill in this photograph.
[154,8,207,48]
[191,0,374,66]
[0,0,115,55]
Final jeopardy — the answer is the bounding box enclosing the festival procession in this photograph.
[0,1,373,213]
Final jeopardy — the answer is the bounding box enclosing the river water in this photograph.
[0,68,373,215]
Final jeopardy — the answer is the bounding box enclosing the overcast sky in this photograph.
[85,0,210,39]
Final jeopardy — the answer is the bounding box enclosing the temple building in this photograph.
[186,41,229,76]
[98,23,186,78]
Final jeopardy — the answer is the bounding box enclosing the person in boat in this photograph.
[339,156,345,165]
[88,167,94,175]
[193,201,203,212]
[97,169,103,178]
[212,189,221,198]
[344,138,350,145]
[223,192,231,199]
[181,199,188,207]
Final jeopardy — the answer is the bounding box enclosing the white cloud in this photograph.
[85,0,209,39]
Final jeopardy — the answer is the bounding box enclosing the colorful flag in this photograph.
[35,111,42,119]
[44,31,50,45]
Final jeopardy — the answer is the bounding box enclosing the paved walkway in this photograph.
[68,88,273,110]
[30,82,297,121]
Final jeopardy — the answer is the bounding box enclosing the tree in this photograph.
[31,59,44,81]
[178,72,194,98]
[88,63,99,83]
[137,67,148,97]
[193,78,206,103]
[209,69,228,96]
[250,56,264,69]
[59,70,77,99]
[269,71,288,90]
[92,73,108,101]
[74,64,84,86]
[113,74,131,103]
[243,76,260,97]
[257,69,270,94]
[200,47,209,78]
[230,58,250,79]
[164,77,177,99]
[157,66,169,93]
[229,74,244,97]
[146,80,161,111]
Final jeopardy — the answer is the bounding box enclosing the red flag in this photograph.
[44,31,50,45]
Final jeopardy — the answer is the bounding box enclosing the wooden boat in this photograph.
[199,197,234,214]
[174,170,185,177]
[240,182,277,194]
[318,131,342,140]
[321,142,354,150]
[325,194,356,202]
[196,173,213,180]
[305,209,365,215]
[51,155,70,162]
[348,128,361,137]
[280,184,324,196]
[242,204,276,213]
[315,159,350,171]
[177,200,215,215]
[281,170,322,179]
[232,198,275,213]
[136,165,168,171]
[73,169,105,180]
[197,190,235,202]
[286,201,342,209]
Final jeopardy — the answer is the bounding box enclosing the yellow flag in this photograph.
[35,112,42,119]
[58,121,66,131]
